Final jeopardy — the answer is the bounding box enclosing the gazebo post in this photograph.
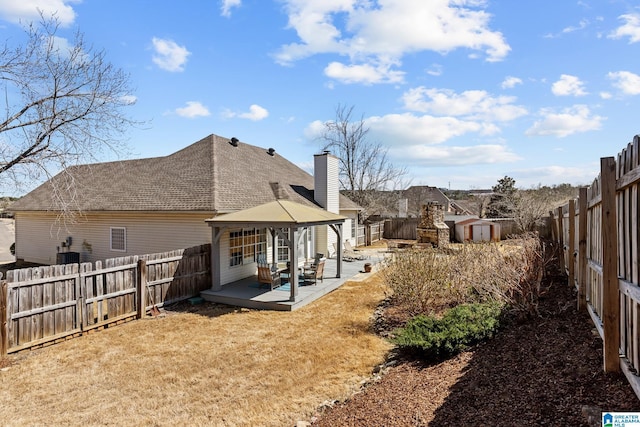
[269,227,277,266]
[329,223,343,278]
[289,226,299,302]
[210,226,224,291]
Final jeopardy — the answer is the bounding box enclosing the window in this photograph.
[229,230,243,267]
[277,230,289,262]
[351,216,357,239]
[229,228,266,267]
[277,228,310,262]
[110,227,126,252]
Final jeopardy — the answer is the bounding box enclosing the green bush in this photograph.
[392,302,503,360]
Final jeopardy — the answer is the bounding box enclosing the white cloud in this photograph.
[305,112,498,147]
[120,95,137,105]
[501,76,522,89]
[609,13,640,43]
[306,109,520,169]
[221,0,242,17]
[390,143,520,166]
[303,120,326,140]
[562,19,589,34]
[367,113,499,146]
[608,71,640,95]
[402,87,528,122]
[543,19,590,39]
[513,165,598,186]
[525,105,604,137]
[175,101,210,118]
[274,0,510,79]
[324,60,404,84]
[151,37,191,72]
[426,64,443,76]
[0,0,78,26]
[600,91,612,99]
[223,104,269,121]
[551,74,588,96]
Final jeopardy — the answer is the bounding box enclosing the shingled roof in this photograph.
[11,134,360,213]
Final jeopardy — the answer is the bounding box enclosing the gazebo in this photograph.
[205,199,346,302]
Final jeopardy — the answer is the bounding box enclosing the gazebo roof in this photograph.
[205,199,346,228]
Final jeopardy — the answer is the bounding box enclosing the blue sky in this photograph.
[1,0,640,192]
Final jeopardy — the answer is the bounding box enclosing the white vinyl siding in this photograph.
[313,154,340,214]
[14,211,213,265]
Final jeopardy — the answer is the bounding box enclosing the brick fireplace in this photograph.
[417,202,449,247]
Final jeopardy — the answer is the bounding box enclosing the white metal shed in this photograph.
[454,218,501,242]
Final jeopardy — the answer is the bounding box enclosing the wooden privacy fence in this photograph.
[364,221,385,246]
[0,244,211,355]
[552,135,640,399]
[384,218,418,240]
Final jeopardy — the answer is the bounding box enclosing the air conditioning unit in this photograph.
[56,251,79,265]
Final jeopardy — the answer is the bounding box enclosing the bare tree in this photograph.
[319,104,407,220]
[509,191,552,232]
[470,193,491,218]
[511,185,579,233]
[0,17,136,208]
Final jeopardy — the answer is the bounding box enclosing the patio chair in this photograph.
[304,253,324,270]
[337,241,367,261]
[302,259,325,285]
[344,240,369,259]
[333,242,355,262]
[257,264,281,291]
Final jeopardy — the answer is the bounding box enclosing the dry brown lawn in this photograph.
[0,275,392,426]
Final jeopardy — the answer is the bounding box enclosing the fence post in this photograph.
[365,224,371,246]
[557,206,565,272]
[75,264,84,332]
[578,187,588,311]
[0,281,7,355]
[601,156,620,372]
[568,199,576,289]
[137,259,147,319]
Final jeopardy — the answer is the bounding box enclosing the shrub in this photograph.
[380,233,547,318]
[392,302,503,360]
[379,248,469,315]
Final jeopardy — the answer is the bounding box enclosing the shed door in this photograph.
[472,225,491,242]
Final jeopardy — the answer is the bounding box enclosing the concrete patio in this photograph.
[200,250,387,311]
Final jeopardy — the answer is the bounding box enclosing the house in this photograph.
[10,134,361,290]
[365,186,472,220]
[402,186,453,216]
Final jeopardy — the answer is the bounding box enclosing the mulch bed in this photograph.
[312,270,640,426]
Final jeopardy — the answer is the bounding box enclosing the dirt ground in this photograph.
[313,270,640,426]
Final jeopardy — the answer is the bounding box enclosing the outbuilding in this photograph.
[454,218,501,243]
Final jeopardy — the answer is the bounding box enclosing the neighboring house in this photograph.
[401,185,468,217]
[365,186,471,220]
[10,134,360,287]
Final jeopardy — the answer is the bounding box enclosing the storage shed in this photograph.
[454,218,501,243]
